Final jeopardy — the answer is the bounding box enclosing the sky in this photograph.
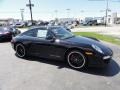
[0,0,120,20]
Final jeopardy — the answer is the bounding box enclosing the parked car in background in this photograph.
[15,22,25,28]
[0,27,21,41]
[27,22,32,27]
[36,21,49,26]
[11,26,113,69]
[81,19,97,26]
[94,17,105,25]
[22,20,37,27]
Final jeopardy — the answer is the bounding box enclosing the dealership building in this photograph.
[107,12,118,25]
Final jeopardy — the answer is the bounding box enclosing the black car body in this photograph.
[11,26,113,69]
[0,27,21,41]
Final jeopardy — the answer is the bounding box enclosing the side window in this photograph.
[36,29,48,39]
[23,28,54,39]
[46,30,54,38]
[23,29,37,37]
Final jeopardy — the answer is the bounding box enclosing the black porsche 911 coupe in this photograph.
[0,27,21,41]
[11,26,113,69]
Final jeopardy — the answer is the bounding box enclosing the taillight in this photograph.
[4,32,10,34]
[11,39,15,43]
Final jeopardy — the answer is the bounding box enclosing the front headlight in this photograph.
[92,44,104,54]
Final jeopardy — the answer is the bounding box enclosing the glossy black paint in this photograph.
[0,27,21,41]
[11,26,113,67]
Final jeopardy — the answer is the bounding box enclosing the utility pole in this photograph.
[80,10,84,18]
[105,0,109,26]
[88,0,110,26]
[26,0,34,25]
[54,10,58,19]
[20,9,24,21]
[66,9,70,18]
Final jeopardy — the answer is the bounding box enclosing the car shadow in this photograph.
[22,56,120,77]
[81,59,120,77]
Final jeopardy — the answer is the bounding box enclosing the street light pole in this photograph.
[26,0,34,25]
[80,10,84,18]
[88,0,109,26]
[66,9,70,18]
[105,0,108,26]
[20,9,24,21]
[54,10,58,19]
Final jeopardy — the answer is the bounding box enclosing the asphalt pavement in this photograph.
[0,41,119,90]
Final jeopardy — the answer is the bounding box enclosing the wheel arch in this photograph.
[65,47,88,69]
[14,42,25,51]
[64,47,85,60]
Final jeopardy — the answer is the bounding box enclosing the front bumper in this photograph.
[87,50,113,68]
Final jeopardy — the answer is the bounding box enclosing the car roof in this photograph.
[29,25,64,30]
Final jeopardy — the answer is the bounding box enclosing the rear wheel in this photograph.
[67,50,86,69]
[16,44,26,58]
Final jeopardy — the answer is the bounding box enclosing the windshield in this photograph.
[52,27,74,39]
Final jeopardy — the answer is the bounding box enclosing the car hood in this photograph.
[65,36,112,55]
[65,36,100,45]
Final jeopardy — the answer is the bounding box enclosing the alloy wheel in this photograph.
[67,51,86,69]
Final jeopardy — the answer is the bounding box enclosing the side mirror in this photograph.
[66,29,71,32]
[46,35,55,42]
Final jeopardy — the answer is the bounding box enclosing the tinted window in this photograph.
[22,28,54,39]
[22,29,37,37]
[36,29,55,40]
[46,30,54,38]
[51,27,74,39]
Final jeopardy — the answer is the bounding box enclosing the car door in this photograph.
[44,30,68,60]
[29,28,67,60]
[27,28,49,57]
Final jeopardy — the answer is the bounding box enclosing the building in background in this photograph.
[107,12,118,25]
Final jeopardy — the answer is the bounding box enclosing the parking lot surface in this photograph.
[0,42,119,90]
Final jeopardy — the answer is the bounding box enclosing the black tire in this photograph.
[67,50,86,69]
[15,43,26,58]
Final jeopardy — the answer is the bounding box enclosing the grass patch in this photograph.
[74,32,120,46]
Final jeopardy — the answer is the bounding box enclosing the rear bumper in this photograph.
[0,34,12,40]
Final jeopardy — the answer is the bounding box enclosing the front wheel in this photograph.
[15,44,26,58]
[67,50,86,69]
